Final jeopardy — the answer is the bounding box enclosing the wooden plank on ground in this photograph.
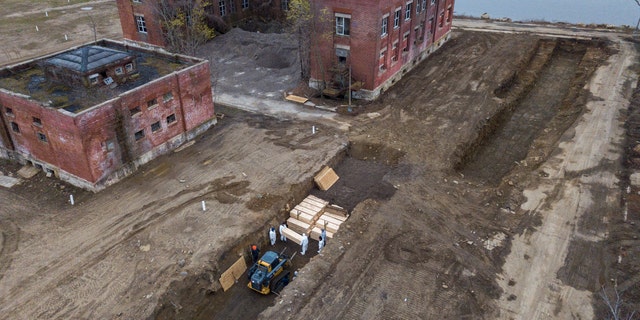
[287,217,311,234]
[285,94,308,104]
[310,227,334,240]
[314,166,339,191]
[306,195,329,206]
[282,227,303,245]
[219,256,247,292]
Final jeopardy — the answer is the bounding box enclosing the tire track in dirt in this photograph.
[0,177,249,317]
[0,219,19,282]
[496,40,637,320]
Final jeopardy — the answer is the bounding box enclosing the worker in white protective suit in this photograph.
[279,221,287,242]
[318,235,325,253]
[269,227,276,246]
[300,233,309,255]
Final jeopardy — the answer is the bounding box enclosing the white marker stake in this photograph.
[65,34,68,41]
[201,200,206,211]
[45,11,48,17]
[70,194,75,205]
[35,25,39,32]
[312,126,316,134]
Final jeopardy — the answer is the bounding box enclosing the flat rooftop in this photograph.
[0,40,198,114]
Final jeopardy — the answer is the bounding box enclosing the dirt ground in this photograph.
[0,0,122,67]
[1,3,639,319]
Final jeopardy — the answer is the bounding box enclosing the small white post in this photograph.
[64,34,68,41]
[35,25,39,32]
[69,194,75,205]
[312,126,316,134]
[201,200,206,211]
[45,11,48,17]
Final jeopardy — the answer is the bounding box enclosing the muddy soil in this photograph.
[1,13,638,320]
[260,30,625,320]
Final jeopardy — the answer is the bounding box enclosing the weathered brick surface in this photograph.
[0,42,215,190]
[117,0,166,47]
[116,0,290,46]
[310,0,454,96]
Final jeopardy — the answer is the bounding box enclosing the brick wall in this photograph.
[310,0,454,99]
[0,43,216,189]
[0,92,94,181]
[116,0,166,47]
[116,0,290,48]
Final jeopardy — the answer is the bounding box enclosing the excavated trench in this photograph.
[455,39,604,185]
[151,141,403,320]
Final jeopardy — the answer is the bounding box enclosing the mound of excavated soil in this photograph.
[197,28,300,99]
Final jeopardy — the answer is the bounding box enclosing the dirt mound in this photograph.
[197,28,300,98]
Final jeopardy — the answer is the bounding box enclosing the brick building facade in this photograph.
[310,0,455,100]
[0,40,216,191]
[116,0,291,47]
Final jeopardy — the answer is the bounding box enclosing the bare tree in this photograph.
[600,286,637,320]
[153,0,215,55]
[286,0,331,87]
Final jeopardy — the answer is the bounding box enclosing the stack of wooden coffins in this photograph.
[282,195,349,244]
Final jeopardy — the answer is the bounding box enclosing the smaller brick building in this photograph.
[0,39,216,191]
[310,0,455,100]
[116,0,291,47]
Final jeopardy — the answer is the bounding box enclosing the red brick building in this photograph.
[116,0,291,47]
[0,40,216,191]
[310,0,455,100]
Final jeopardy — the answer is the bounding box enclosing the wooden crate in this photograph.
[287,217,311,234]
[310,226,334,240]
[313,166,339,191]
[282,227,304,245]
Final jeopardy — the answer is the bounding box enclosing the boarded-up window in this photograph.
[135,129,145,141]
[151,121,161,132]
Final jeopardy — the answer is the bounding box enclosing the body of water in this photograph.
[454,0,639,26]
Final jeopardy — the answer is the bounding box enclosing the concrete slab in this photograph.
[0,175,21,188]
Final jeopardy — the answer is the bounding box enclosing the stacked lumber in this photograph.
[285,195,348,243]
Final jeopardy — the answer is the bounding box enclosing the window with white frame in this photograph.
[242,0,249,9]
[381,15,388,37]
[125,63,134,72]
[135,15,147,33]
[416,0,421,13]
[219,0,226,16]
[230,0,236,12]
[431,0,435,4]
[422,0,427,11]
[394,9,401,28]
[335,13,351,36]
[405,2,413,20]
[281,0,289,10]
[132,0,141,3]
[115,67,124,75]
